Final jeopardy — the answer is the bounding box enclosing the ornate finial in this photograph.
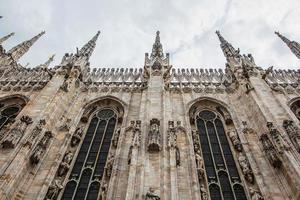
[36,54,55,69]
[8,31,45,62]
[0,32,15,45]
[215,30,239,60]
[151,30,164,58]
[275,31,300,59]
[78,31,101,59]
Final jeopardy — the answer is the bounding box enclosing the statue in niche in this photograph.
[105,155,114,179]
[267,122,290,153]
[30,131,53,165]
[175,146,180,167]
[71,125,84,147]
[44,178,63,200]
[228,130,242,152]
[167,121,177,148]
[58,151,73,177]
[145,187,160,200]
[282,120,300,152]
[249,187,264,200]
[260,133,282,168]
[112,127,120,148]
[195,150,204,179]
[200,184,208,200]
[238,153,254,184]
[148,118,161,152]
[1,115,33,149]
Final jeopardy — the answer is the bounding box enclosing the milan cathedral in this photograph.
[0,27,299,200]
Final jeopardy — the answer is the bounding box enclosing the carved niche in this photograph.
[147,118,161,152]
[167,121,181,166]
[282,120,300,152]
[30,131,53,165]
[266,122,290,153]
[57,151,73,177]
[1,115,33,149]
[259,133,282,168]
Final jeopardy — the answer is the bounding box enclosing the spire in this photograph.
[215,30,240,60]
[151,31,164,58]
[78,31,100,59]
[275,31,300,59]
[8,31,45,62]
[0,32,15,45]
[36,54,55,69]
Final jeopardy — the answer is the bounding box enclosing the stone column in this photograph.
[169,147,179,200]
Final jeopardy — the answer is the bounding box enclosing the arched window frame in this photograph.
[60,102,124,200]
[191,106,249,200]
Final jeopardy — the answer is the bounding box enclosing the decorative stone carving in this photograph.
[104,155,114,179]
[44,178,63,200]
[216,106,233,125]
[71,125,84,147]
[112,127,120,148]
[242,121,254,134]
[238,153,254,184]
[128,146,133,165]
[175,146,180,167]
[282,120,300,152]
[167,121,177,148]
[24,119,46,147]
[0,120,14,141]
[195,151,205,180]
[260,133,282,168]
[228,130,242,152]
[192,129,201,153]
[145,188,160,200]
[249,187,264,200]
[267,122,290,153]
[148,118,161,152]
[1,115,33,149]
[30,131,53,165]
[58,151,73,177]
[200,184,208,200]
[100,180,108,200]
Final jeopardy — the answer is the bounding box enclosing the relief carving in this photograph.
[71,125,84,147]
[112,127,120,148]
[249,187,264,200]
[148,118,161,152]
[195,151,205,180]
[57,151,73,177]
[44,178,63,200]
[238,153,254,184]
[30,131,53,165]
[200,184,208,200]
[104,154,114,179]
[24,119,46,147]
[266,122,290,153]
[228,130,242,152]
[1,115,33,149]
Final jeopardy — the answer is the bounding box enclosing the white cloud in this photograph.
[0,0,299,69]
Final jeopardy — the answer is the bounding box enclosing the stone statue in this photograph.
[260,133,282,168]
[71,125,84,147]
[175,146,180,166]
[112,127,120,148]
[267,122,290,153]
[192,130,200,153]
[195,151,204,179]
[148,118,161,152]
[1,115,33,149]
[228,130,242,152]
[249,187,264,200]
[145,188,160,200]
[100,181,108,200]
[167,122,177,148]
[30,131,53,165]
[238,153,254,183]
[45,178,63,200]
[105,155,114,178]
[283,120,300,152]
[24,119,46,147]
[200,184,208,200]
[58,151,73,177]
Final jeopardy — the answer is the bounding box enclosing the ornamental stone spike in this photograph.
[8,31,45,62]
[0,32,15,45]
[215,30,239,60]
[35,54,55,69]
[275,31,300,59]
[151,30,164,58]
[78,31,100,59]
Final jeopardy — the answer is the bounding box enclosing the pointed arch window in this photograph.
[196,110,247,200]
[61,108,117,200]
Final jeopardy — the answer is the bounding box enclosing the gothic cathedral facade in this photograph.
[0,29,299,200]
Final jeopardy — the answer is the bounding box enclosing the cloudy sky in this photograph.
[0,0,299,69]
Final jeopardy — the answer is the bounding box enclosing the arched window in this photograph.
[196,110,247,200]
[0,96,26,132]
[290,100,300,120]
[61,108,117,200]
